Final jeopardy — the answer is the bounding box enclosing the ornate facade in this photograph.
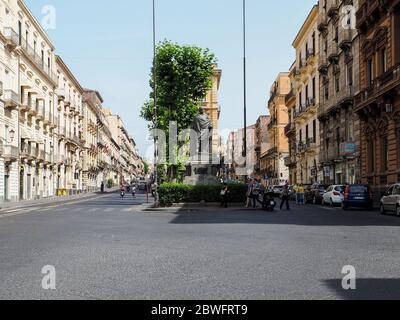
[354,0,400,197]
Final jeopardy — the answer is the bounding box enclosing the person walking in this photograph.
[297,184,305,205]
[280,182,290,210]
[220,183,229,208]
[252,180,263,208]
[245,180,253,208]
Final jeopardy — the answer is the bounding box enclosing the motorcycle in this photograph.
[120,189,125,198]
[132,187,136,198]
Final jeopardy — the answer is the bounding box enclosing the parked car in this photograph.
[322,185,345,206]
[342,184,374,210]
[380,183,400,216]
[306,183,331,204]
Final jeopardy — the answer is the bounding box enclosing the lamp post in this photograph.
[242,0,248,181]
[152,0,159,204]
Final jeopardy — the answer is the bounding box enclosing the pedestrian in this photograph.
[245,180,253,208]
[280,181,290,210]
[298,184,305,205]
[220,183,229,208]
[252,180,263,208]
[100,182,105,193]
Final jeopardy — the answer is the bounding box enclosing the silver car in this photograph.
[380,183,400,216]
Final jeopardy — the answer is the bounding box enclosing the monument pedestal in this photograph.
[184,153,220,185]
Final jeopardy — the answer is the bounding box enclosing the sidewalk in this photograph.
[0,188,118,211]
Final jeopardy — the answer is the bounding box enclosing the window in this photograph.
[347,64,353,86]
[380,48,387,74]
[394,186,400,195]
[397,128,400,168]
[299,129,302,143]
[324,82,329,100]
[335,74,340,93]
[381,135,388,172]
[367,137,375,174]
[306,125,309,140]
[312,77,316,98]
[367,58,374,85]
[313,120,316,142]
[18,21,22,45]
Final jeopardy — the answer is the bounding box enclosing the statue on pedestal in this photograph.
[191,107,213,155]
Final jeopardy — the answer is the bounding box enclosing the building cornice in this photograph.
[292,4,318,49]
[18,0,55,51]
[55,55,84,94]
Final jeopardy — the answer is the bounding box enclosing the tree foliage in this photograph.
[140,41,217,183]
[140,40,217,133]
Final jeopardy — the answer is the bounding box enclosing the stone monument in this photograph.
[184,107,219,185]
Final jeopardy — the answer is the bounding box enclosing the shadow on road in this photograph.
[323,279,400,300]
[169,206,400,227]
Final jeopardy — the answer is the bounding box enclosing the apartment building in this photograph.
[254,115,270,177]
[55,56,84,195]
[0,0,20,202]
[354,0,400,196]
[0,0,144,203]
[292,5,321,184]
[317,0,361,185]
[226,125,256,180]
[284,63,297,185]
[15,0,57,200]
[265,73,290,186]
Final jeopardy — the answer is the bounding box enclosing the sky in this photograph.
[26,0,317,159]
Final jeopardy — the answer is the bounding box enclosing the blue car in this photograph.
[342,184,374,210]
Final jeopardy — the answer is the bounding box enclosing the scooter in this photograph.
[262,192,276,211]
[120,189,125,198]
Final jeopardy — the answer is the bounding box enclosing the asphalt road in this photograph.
[0,192,400,300]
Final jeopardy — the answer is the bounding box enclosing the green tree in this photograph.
[141,40,217,182]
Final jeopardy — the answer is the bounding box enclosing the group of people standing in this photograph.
[246,179,291,211]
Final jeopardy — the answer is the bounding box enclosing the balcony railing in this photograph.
[285,123,295,136]
[3,145,19,160]
[328,42,339,63]
[3,28,19,48]
[19,37,57,84]
[339,28,355,50]
[355,65,400,109]
[3,89,20,108]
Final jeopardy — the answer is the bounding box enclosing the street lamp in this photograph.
[242,0,248,181]
[152,0,159,205]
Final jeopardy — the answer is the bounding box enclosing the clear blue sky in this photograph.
[26,0,317,157]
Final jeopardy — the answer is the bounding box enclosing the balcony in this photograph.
[55,88,66,100]
[306,48,315,65]
[356,0,381,30]
[339,29,354,51]
[285,123,296,136]
[19,37,58,84]
[3,145,18,162]
[267,146,278,157]
[328,43,339,64]
[3,90,20,109]
[354,65,400,111]
[284,155,297,167]
[327,0,339,19]
[318,52,329,75]
[305,138,317,153]
[3,28,19,48]
[37,150,45,161]
[299,59,308,73]
[318,12,328,32]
